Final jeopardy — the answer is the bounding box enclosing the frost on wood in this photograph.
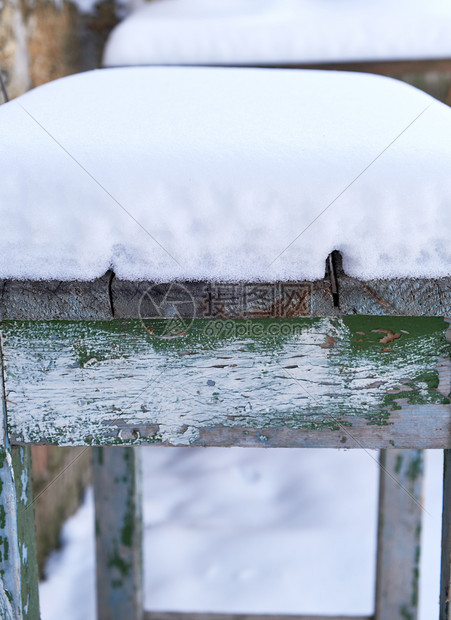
[2,317,450,447]
[0,68,451,282]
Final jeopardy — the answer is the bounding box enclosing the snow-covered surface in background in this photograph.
[1,67,451,282]
[39,487,96,620]
[103,0,451,67]
[70,0,144,18]
[39,448,443,619]
[69,0,100,16]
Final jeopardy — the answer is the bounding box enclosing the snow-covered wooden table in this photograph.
[1,273,450,620]
[1,68,450,619]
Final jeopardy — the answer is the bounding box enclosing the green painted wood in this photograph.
[0,445,22,618]
[375,449,424,620]
[11,447,40,619]
[1,317,450,448]
[440,449,451,620]
[93,447,143,620]
[0,335,40,619]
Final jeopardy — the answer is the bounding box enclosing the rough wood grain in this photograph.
[441,449,451,620]
[339,277,451,317]
[375,449,424,620]
[93,447,143,620]
[111,280,329,319]
[2,317,450,448]
[0,274,450,320]
[112,276,451,319]
[0,272,113,321]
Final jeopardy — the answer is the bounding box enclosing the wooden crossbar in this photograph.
[441,450,451,619]
[2,315,450,449]
[1,275,451,320]
[1,276,450,619]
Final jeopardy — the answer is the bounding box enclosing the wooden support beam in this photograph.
[93,447,143,620]
[2,317,450,449]
[375,449,424,620]
[0,442,24,619]
[1,275,451,320]
[11,447,40,619]
[0,336,40,618]
[440,449,451,620]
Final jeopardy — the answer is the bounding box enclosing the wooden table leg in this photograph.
[440,450,451,619]
[375,449,424,620]
[93,446,143,620]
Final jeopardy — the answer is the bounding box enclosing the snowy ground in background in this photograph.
[39,448,443,619]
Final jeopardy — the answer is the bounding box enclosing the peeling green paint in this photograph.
[2,317,450,446]
[395,454,403,475]
[0,506,6,530]
[400,604,414,620]
[407,453,424,484]
[108,551,131,578]
[0,536,10,561]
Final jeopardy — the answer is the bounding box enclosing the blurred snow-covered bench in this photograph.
[103,0,451,103]
[0,67,451,619]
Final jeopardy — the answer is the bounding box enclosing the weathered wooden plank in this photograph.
[339,277,451,317]
[144,614,371,620]
[2,317,450,448]
[0,271,113,321]
[440,449,451,619]
[7,406,451,449]
[11,447,40,619]
[112,280,329,319]
[375,449,424,620]
[0,336,40,618]
[112,276,451,319]
[93,447,143,620]
[1,275,450,320]
[0,443,22,618]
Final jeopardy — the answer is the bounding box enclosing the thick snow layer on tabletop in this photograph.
[1,66,451,281]
[39,449,443,619]
[103,0,451,67]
